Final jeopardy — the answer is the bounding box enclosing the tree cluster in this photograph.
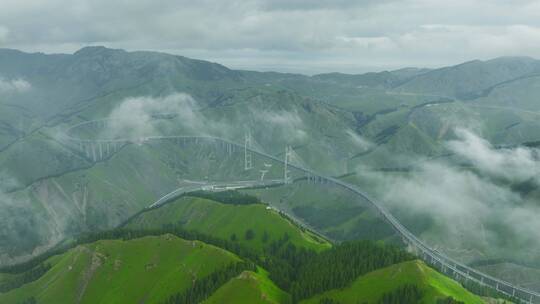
[377,284,423,304]
[0,263,51,293]
[75,229,412,303]
[290,241,414,302]
[18,297,37,304]
[3,222,414,304]
[436,296,465,304]
[77,225,261,263]
[162,261,256,304]
[188,190,261,205]
[319,298,342,304]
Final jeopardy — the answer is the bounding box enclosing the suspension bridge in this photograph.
[63,118,540,304]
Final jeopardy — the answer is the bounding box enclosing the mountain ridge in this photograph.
[3,46,539,87]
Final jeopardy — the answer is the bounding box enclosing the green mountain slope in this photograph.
[126,195,330,252]
[1,47,539,294]
[204,268,290,304]
[0,199,488,304]
[0,234,240,304]
[243,183,397,242]
[302,260,484,304]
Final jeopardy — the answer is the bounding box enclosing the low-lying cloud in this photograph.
[251,108,307,143]
[104,92,231,140]
[365,128,540,262]
[346,129,373,152]
[448,128,540,185]
[0,78,31,94]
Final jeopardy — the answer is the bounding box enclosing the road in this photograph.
[64,119,539,303]
[146,179,284,209]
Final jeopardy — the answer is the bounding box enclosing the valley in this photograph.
[1,47,540,303]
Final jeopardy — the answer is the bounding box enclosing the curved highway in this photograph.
[146,179,284,209]
[63,118,539,304]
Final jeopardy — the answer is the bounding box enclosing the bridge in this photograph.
[63,118,539,304]
[146,179,284,209]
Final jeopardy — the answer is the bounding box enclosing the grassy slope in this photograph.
[0,235,240,304]
[243,183,397,243]
[204,267,290,304]
[302,260,484,304]
[126,196,330,252]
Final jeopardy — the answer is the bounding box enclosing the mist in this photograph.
[0,78,31,94]
[104,93,232,140]
[448,128,540,185]
[363,128,540,262]
[250,108,308,144]
[346,129,373,152]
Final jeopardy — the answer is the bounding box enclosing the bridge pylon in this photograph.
[259,170,268,181]
[284,145,293,184]
[244,131,253,170]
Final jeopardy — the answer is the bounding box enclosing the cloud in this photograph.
[448,128,540,184]
[363,129,540,261]
[1,1,540,73]
[0,78,31,93]
[251,108,307,142]
[346,129,373,152]
[104,92,230,140]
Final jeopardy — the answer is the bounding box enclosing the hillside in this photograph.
[1,46,539,294]
[125,195,330,252]
[204,268,290,304]
[302,260,484,304]
[395,57,540,99]
[243,183,397,242]
[0,234,242,304]
[0,191,504,304]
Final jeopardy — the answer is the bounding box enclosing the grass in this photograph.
[204,267,291,304]
[126,196,331,252]
[301,260,484,304]
[243,182,396,243]
[0,234,240,304]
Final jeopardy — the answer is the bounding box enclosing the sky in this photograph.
[1,0,540,74]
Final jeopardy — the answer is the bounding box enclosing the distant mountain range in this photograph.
[0,47,539,299]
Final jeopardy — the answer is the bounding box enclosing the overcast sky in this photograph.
[1,0,540,74]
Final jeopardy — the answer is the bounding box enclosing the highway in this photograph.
[146,179,284,209]
[64,119,539,304]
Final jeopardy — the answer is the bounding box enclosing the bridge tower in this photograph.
[259,169,268,181]
[91,143,97,162]
[284,145,293,184]
[244,131,253,170]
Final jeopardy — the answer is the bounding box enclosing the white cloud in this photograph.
[105,93,230,140]
[0,78,31,93]
[1,1,540,73]
[363,129,540,259]
[448,128,540,184]
[251,108,307,142]
[346,129,373,151]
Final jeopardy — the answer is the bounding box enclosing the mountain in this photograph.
[395,56,540,99]
[125,193,331,252]
[302,260,485,304]
[312,67,430,89]
[1,47,539,299]
[0,194,492,304]
[0,234,242,304]
[204,268,290,304]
